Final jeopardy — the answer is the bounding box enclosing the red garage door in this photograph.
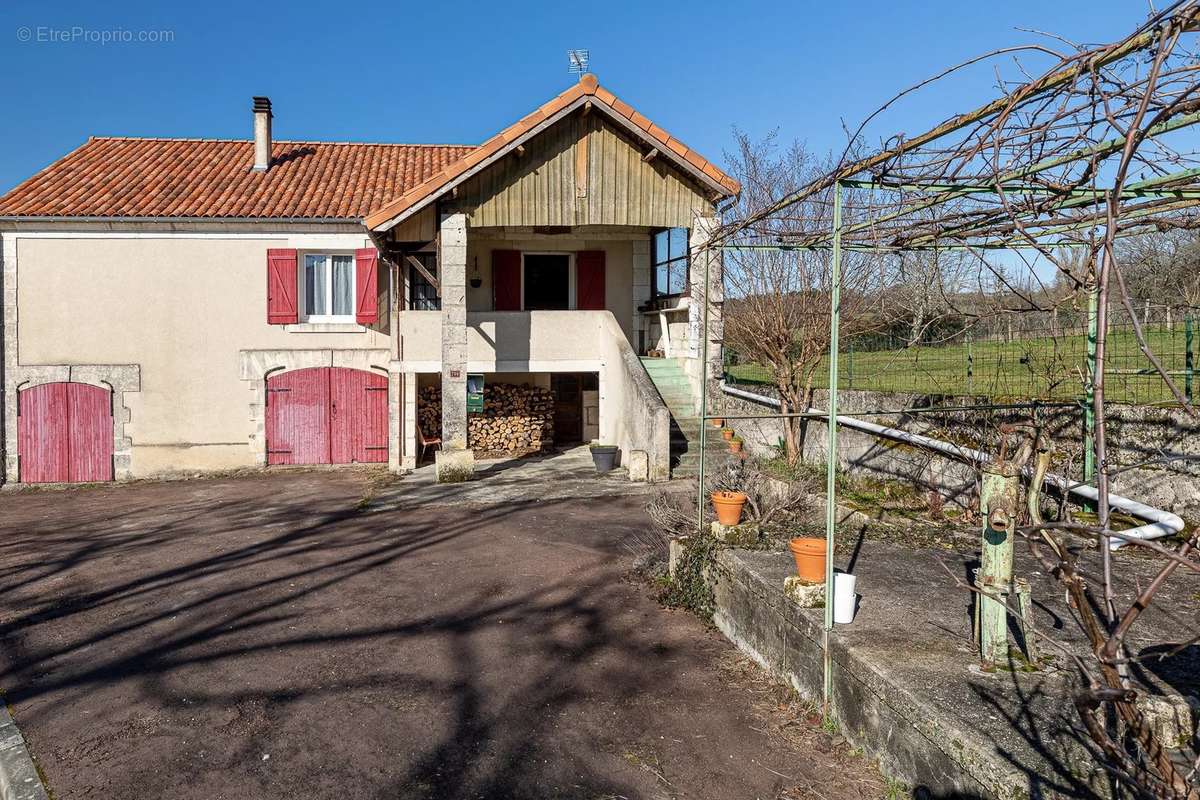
[265,368,388,466]
[18,382,114,483]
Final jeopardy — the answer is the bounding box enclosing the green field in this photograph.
[726,325,1196,406]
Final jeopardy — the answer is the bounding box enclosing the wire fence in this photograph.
[725,305,1197,407]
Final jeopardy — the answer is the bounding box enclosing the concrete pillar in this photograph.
[400,371,418,471]
[631,237,651,354]
[387,370,402,474]
[688,212,724,387]
[2,234,17,484]
[435,213,474,481]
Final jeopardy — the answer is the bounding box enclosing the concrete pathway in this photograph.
[370,445,672,509]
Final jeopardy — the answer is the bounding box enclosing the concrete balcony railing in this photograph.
[395,310,617,371]
[394,310,670,480]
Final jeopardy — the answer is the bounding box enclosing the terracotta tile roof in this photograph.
[363,73,741,230]
[0,138,475,219]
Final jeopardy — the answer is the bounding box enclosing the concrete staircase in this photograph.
[639,357,727,478]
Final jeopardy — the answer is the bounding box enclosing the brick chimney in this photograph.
[252,97,272,172]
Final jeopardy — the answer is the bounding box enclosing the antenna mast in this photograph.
[567,49,590,74]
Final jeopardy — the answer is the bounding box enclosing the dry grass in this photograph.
[717,651,900,800]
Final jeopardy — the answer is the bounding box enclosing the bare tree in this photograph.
[1118,229,1200,310]
[721,131,884,465]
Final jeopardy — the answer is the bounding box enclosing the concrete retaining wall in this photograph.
[710,548,1110,800]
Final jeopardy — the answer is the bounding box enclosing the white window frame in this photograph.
[520,251,576,311]
[299,252,357,323]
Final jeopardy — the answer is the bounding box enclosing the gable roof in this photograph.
[0,138,475,220]
[0,74,738,225]
[364,74,740,231]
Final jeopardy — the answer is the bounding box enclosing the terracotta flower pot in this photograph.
[711,491,748,526]
[788,537,827,584]
[721,429,734,441]
[709,417,724,428]
[729,440,743,454]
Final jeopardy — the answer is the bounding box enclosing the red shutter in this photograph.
[576,250,606,310]
[493,250,522,311]
[355,248,379,324]
[267,248,299,324]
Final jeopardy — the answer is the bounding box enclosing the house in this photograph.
[0,74,735,485]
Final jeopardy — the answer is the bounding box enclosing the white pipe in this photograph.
[720,382,1184,550]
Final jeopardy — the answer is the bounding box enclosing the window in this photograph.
[302,253,355,321]
[408,253,440,310]
[652,228,689,297]
[523,253,574,310]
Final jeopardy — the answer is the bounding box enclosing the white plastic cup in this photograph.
[833,572,858,624]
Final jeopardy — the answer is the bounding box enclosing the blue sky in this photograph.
[1,0,1148,194]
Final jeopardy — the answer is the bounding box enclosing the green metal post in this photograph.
[966,333,974,396]
[1186,315,1194,405]
[822,181,843,714]
[1084,287,1099,493]
[979,462,1019,666]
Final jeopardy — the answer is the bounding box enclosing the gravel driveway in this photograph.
[0,469,878,799]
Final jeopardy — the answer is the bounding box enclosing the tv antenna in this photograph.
[567,49,590,74]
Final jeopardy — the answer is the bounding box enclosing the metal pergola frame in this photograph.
[689,17,1200,707]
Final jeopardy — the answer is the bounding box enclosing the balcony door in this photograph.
[523,253,574,310]
[492,250,605,311]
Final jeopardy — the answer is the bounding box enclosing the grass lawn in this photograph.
[727,325,1196,406]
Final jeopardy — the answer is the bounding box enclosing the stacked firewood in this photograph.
[418,383,555,456]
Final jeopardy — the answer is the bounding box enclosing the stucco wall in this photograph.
[13,234,387,475]
[465,231,643,343]
[397,310,618,370]
[597,313,671,481]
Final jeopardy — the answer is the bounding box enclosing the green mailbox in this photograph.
[466,373,485,414]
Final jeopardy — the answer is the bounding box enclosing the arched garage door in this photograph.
[265,367,388,465]
[18,382,113,483]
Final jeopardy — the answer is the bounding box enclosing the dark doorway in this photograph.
[524,254,571,310]
[551,374,582,443]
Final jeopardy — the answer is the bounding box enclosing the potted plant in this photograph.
[729,436,744,454]
[721,428,735,441]
[589,442,619,473]
[711,490,748,526]
[788,537,826,583]
[709,417,724,428]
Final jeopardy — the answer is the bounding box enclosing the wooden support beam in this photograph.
[582,100,592,117]
[515,144,526,157]
[641,147,659,163]
[575,124,589,199]
[404,254,440,292]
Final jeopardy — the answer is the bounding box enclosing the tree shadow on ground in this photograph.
[0,475,685,799]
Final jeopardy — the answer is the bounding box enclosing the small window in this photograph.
[652,228,689,298]
[408,254,440,310]
[302,253,356,321]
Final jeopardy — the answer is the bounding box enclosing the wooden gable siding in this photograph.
[449,112,711,229]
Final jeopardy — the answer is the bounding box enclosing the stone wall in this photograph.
[718,384,1200,521]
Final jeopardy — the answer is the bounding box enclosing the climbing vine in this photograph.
[660,532,725,620]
